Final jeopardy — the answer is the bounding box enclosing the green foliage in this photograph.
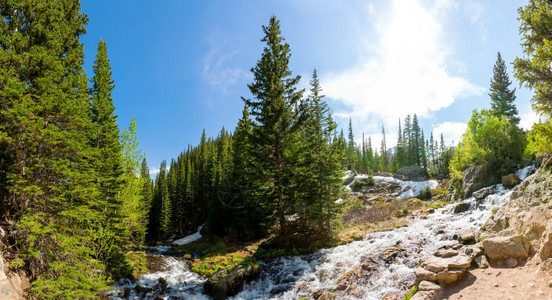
[350,177,375,192]
[450,109,526,182]
[120,116,148,246]
[401,285,419,300]
[418,187,432,200]
[490,52,519,124]
[514,0,552,118]
[525,119,552,156]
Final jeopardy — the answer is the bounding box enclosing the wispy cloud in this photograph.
[322,0,484,141]
[202,46,249,95]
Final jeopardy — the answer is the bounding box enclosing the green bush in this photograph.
[350,177,375,192]
[450,109,526,185]
[418,188,432,200]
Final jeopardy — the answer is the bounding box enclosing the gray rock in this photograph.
[416,253,471,284]
[458,231,475,245]
[482,235,532,262]
[474,255,489,269]
[505,257,518,268]
[462,166,488,197]
[502,174,520,189]
[418,280,441,292]
[393,165,429,182]
[472,187,492,200]
[454,202,471,214]
[203,261,261,299]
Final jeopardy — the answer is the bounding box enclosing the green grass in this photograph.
[401,285,418,300]
[190,254,258,276]
[172,234,227,258]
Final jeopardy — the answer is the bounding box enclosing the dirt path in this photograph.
[440,260,552,300]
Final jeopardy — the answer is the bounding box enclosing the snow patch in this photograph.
[173,224,204,246]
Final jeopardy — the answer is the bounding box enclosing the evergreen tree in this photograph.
[243,16,303,239]
[380,124,389,171]
[490,52,519,123]
[0,1,115,296]
[140,157,153,232]
[295,69,342,234]
[514,0,552,117]
[229,105,259,236]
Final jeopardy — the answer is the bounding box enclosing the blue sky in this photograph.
[80,0,535,174]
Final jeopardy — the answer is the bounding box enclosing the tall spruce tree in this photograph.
[230,105,260,236]
[490,52,519,123]
[295,69,342,233]
[0,1,117,297]
[243,16,303,239]
[380,124,389,171]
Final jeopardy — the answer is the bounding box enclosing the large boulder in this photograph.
[502,173,520,189]
[393,165,429,182]
[472,187,492,200]
[415,252,471,284]
[453,202,471,214]
[203,262,261,300]
[462,166,488,197]
[482,235,532,262]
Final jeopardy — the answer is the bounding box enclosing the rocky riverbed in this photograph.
[110,166,538,300]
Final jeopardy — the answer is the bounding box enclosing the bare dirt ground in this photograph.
[440,260,552,300]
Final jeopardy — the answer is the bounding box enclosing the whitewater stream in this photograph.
[111,166,535,300]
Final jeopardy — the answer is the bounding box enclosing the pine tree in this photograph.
[403,115,412,165]
[514,0,552,118]
[295,69,342,234]
[230,105,260,236]
[490,52,519,123]
[243,16,303,240]
[380,124,389,171]
[140,157,153,232]
[0,1,114,297]
[411,114,421,166]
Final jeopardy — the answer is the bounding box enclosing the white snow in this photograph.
[172,224,204,246]
[348,173,438,199]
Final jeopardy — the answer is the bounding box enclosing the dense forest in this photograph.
[1,0,552,299]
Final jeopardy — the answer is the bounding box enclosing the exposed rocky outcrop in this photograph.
[482,165,552,262]
[462,166,488,197]
[394,165,429,182]
[203,262,261,300]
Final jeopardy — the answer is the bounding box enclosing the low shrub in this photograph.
[350,177,375,192]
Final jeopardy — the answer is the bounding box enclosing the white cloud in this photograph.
[519,110,541,131]
[150,168,160,176]
[322,0,484,139]
[432,121,467,146]
[202,47,249,94]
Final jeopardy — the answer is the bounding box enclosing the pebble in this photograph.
[494,283,499,287]
[548,280,552,287]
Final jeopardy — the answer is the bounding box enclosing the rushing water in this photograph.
[111,166,535,300]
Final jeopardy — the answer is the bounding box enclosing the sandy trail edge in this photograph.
[440,260,552,300]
